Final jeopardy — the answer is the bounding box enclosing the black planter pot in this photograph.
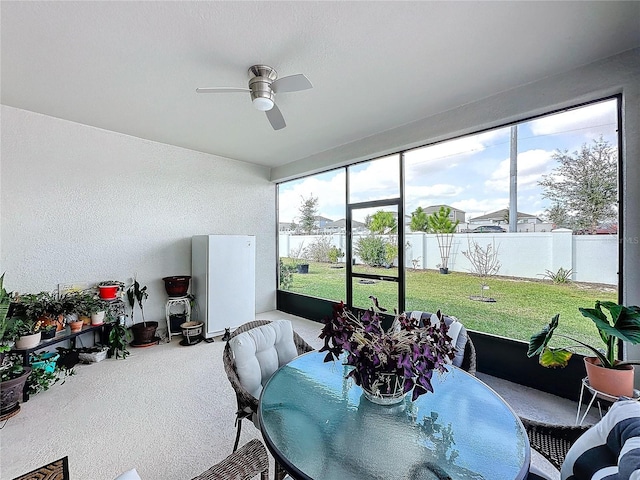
[169,314,187,333]
[439,267,449,274]
[131,321,159,345]
[297,264,309,274]
[1,367,31,417]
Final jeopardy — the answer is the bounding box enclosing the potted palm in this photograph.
[127,277,158,346]
[528,300,640,397]
[426,206,459,274]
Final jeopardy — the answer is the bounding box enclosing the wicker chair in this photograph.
[223,320,315,452]
[191,439,269,480]
[519,417,590,473]
[404,311,477,375]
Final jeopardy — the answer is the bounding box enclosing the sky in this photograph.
[278,98,618,225]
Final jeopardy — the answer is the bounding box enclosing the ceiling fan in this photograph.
[196,65,313,130]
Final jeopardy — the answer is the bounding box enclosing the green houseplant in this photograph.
[528,300,640,397]
[0,353,31,419]
[127,277,158,345]
[0,274,15,355]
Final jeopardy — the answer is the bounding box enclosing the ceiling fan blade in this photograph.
[266,104,286,130]
[196,87,250,94]
[271,74,313,94]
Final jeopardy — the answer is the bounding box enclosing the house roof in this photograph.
[470,209,540,222]
[2,2,638,170]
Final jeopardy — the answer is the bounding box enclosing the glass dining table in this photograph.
[259,351,530,480]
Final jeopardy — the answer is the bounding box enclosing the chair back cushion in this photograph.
[560,399,640,480]
[229,320,299,398]
[405,311,468,368]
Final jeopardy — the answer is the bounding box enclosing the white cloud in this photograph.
[527,100,617,139]
[405,184,465,213]
[278,171,346,223]
[405,127,510,176]
[484,149,554,192]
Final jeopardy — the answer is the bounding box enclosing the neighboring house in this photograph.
[314,216,333,230]
[423,205,466,225]
[279,222,295,232]
[469,209,541,225]
[324,218,366,233]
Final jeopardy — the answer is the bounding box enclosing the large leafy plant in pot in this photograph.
[528,301,640,397]
[127,278,157,346]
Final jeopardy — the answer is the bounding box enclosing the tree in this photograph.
[426,206,459,234]
[538,137,617,233]
[462,239,501,301]
[410,207,429,232]
[298,194,319,234]
[543,203,571,228]
[426,206,460,273]
[368,210,397,234]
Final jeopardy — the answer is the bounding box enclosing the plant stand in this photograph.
[165,296,191,342]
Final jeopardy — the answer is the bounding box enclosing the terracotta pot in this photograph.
[15,332,41,350]
[41,314,65,332]
[68,320,84,333]
[584,356,634,397]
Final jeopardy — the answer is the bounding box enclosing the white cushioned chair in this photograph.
[223,320,314,453]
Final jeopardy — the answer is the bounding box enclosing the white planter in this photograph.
[15,332,42,350]
[91,311,106,325]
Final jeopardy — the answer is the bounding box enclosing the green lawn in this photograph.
[283,260,617,347]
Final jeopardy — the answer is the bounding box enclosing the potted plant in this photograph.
[10,318,43,349]
[14,291,65,332]
[60,292,84,332]
[77,294,108,325]
[0,274,15,360]
[427,206,459,274]
[528,300,640,397]
[97,280,125,300]
[319,298,456,403]
[0,353,31,419]
[127,277,158,346]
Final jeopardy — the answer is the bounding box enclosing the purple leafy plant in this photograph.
[319,298,456,401]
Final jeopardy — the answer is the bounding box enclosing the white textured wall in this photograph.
[0,106,276,323]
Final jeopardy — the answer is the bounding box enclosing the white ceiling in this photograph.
[2,1,639,169]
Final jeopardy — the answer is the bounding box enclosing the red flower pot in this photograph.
[98,285,119,300]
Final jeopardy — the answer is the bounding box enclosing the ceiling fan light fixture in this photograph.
[252,97,274,111]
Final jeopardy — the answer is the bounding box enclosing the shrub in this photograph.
[305,236,334,263]
[356,235,388,267]
[327,246,345,264]
[279,258,296,290]
[541,267,573,284]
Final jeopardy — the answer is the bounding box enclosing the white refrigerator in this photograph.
[191,235,256,339]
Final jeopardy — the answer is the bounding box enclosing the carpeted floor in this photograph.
[1,310,596,480]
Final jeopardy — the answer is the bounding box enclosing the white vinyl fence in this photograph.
[279,229,618,285]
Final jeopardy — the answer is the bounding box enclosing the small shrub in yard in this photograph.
[279,258,296,290]
[306,236,333,263]
[541,267,573,284]
[356,235,388,267]
[328,246,344,264]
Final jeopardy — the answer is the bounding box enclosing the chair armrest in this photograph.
[191,438,269,480]
[520,417,590,472]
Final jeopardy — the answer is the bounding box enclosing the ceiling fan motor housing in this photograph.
[249,65,277,111]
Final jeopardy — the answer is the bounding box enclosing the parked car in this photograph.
[471,225,506,233]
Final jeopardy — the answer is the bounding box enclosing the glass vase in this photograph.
[362,372,407,405]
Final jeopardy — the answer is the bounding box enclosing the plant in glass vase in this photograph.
[319,297,456,403]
